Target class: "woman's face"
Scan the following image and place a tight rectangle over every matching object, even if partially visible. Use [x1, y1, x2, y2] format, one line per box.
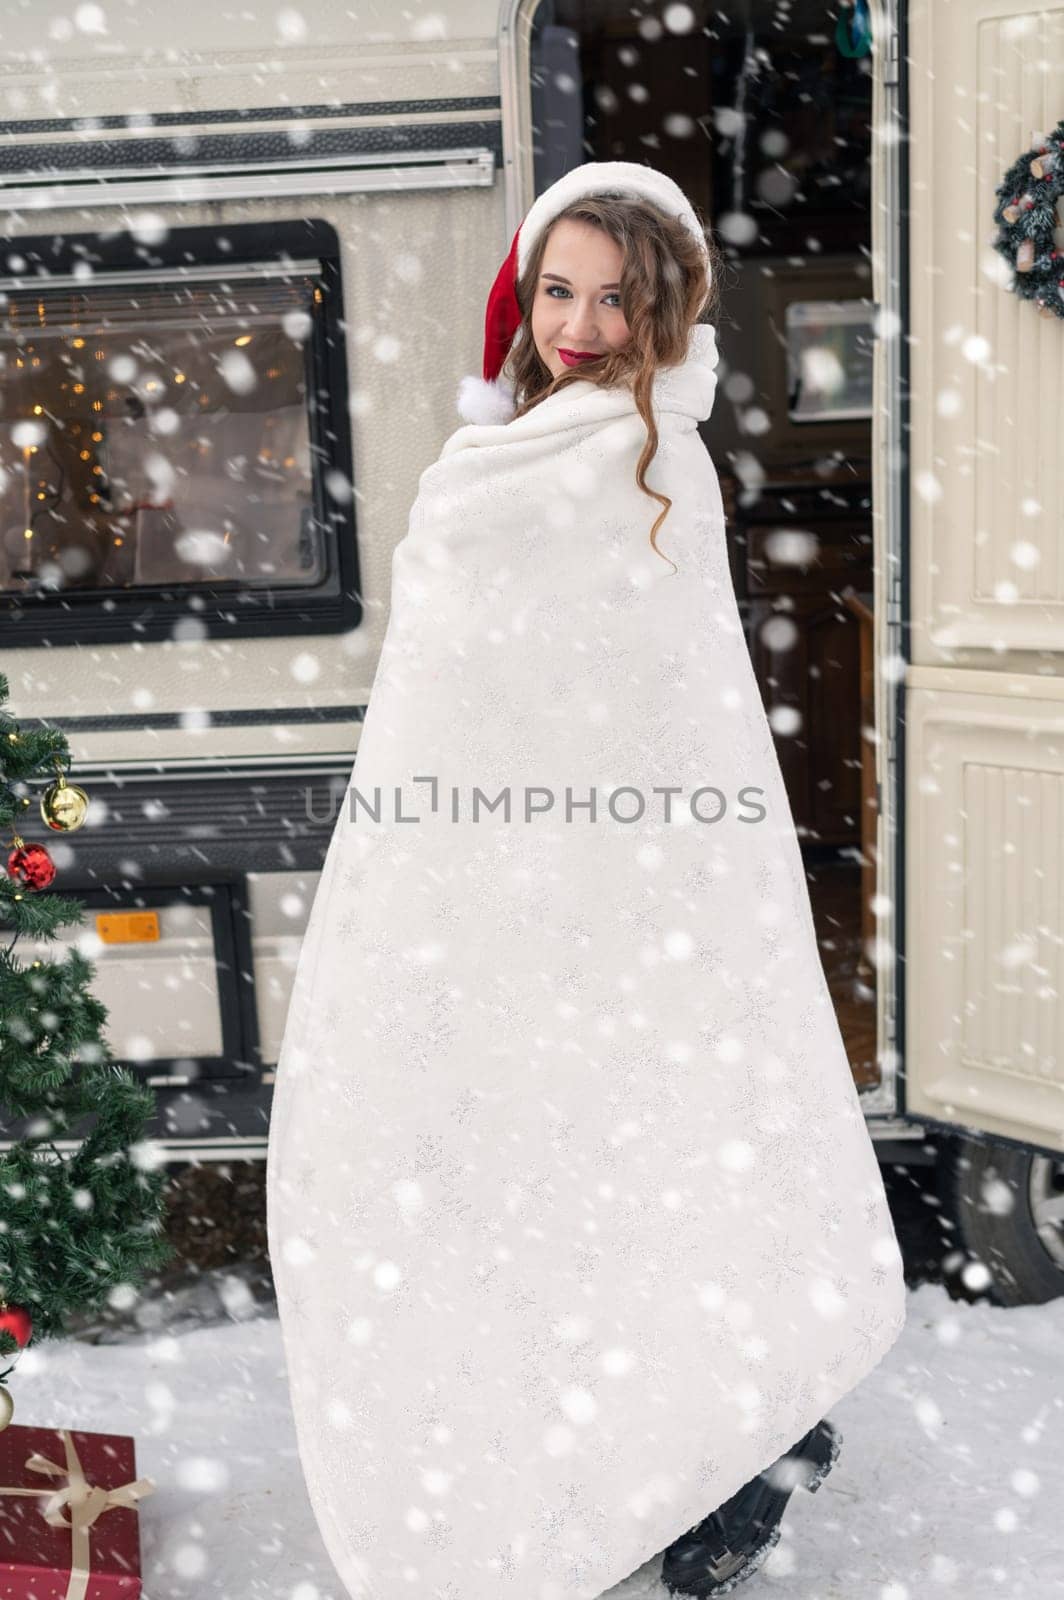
[530, 218, 632, 381]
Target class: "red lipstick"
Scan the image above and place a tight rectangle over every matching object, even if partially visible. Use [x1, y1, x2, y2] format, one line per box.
[557, 348, 603, 367]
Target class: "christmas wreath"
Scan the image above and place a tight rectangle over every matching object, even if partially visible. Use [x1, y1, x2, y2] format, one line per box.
[992, 117, 1064, 319]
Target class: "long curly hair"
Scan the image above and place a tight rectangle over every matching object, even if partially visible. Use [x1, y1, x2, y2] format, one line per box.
[504, 193, 722, 568]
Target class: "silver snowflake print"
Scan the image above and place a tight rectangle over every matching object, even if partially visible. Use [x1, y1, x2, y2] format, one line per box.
[448, 1086, 480, 1125]
[337, 1073, 366, 1113]
[290, 1156, 319, 1199]
[693, 937, 727, 975]
[425, 1515, 454, 1551]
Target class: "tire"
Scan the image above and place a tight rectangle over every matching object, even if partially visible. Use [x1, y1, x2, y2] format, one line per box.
[946, 1132, 1064, 1306]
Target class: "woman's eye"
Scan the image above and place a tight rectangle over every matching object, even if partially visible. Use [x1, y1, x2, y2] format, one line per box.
[545, 286, 623, 308]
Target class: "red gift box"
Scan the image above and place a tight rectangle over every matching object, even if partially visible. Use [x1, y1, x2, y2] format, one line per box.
[0, 1425, 154, 1599]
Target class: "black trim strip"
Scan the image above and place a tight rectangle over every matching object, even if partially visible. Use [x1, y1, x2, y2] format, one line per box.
[0, 121, 503, 179]
[0, 97, 502, 138]
[895, 1109, 1064, 1167]
[64, 759, 354, 780]
[19, 706, 367, 732]
[896, 1, 912, 1121]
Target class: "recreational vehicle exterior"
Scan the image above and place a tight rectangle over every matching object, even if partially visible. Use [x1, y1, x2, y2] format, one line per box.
[0, 0, 1061, 1306]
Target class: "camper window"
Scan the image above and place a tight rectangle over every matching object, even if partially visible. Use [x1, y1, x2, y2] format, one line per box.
[0, 218, 360, 645]
[0, 274, 323, 592]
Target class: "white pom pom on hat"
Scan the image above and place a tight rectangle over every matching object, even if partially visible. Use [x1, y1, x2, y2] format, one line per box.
[455, 160, 712, 425]
[455, 372, 519, 426]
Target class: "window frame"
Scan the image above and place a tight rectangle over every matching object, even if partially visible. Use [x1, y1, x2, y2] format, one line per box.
[0, 217, 361, 648]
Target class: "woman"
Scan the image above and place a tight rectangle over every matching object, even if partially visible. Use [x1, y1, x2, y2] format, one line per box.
[266, 161, 907, 1600]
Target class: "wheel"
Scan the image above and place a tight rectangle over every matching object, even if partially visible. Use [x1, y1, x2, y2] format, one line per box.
[946, 1132, 1064, 1305]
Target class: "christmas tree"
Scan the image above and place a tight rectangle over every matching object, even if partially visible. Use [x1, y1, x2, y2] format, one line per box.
[0, 670, 171, 1426]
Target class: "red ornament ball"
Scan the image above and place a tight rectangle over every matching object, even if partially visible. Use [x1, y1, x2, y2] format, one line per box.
[6, 843, 56, 890]
[0, 1305, 32, 1351]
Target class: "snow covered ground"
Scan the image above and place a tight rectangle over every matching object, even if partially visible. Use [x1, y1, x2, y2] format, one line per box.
[7, 1279, 1062, 1600]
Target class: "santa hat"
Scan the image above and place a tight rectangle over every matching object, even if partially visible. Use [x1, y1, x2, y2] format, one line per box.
[456, 160, 712, 426]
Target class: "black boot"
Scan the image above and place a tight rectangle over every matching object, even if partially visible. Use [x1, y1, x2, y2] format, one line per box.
[660, 1419, 843, 1598]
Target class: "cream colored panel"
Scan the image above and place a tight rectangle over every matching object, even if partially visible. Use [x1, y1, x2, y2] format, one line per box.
[909, 0, 1064, 662]
[19, 903, 225, 1063]
[906, 686, 1064, 1151]
[246, 870, 322, 1065]
[1, 180, 502, 733]
[0, 2, 500, 73]
[54, 724, 362, 769]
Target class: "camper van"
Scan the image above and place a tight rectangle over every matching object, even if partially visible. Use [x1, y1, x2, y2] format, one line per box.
[0, 0, 1061, 1308]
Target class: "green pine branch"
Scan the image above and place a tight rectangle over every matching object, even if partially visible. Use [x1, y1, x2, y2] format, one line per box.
[0, 672, 172, 1351]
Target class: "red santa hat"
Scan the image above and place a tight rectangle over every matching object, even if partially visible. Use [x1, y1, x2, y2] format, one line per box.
[456, 160, 712, 426]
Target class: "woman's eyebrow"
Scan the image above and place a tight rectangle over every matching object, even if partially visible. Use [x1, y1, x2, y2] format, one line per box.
[541, 272, 621, 289]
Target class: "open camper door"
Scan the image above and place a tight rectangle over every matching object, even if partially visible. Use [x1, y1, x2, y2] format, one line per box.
[900, 0, 1064, 1161]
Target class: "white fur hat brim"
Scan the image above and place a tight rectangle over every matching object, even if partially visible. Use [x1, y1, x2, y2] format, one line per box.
[515, 161, 711, 295]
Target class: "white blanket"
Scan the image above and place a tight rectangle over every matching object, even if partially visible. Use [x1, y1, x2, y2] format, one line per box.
[266, 322, 907, 1600]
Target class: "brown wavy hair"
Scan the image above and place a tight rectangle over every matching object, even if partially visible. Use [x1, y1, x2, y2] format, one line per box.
[505, 192, 722, 569]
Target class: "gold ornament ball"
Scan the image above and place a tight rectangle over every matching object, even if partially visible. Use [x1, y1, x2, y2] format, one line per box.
[40, 778, 89, 832]
[0, 1387, 13, 1431]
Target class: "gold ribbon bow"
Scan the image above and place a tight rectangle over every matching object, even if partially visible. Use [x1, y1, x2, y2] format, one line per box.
[1, 1426, 156, 1600]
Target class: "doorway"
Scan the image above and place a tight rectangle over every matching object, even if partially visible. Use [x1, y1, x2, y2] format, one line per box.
[528, 0, 882, 1086]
